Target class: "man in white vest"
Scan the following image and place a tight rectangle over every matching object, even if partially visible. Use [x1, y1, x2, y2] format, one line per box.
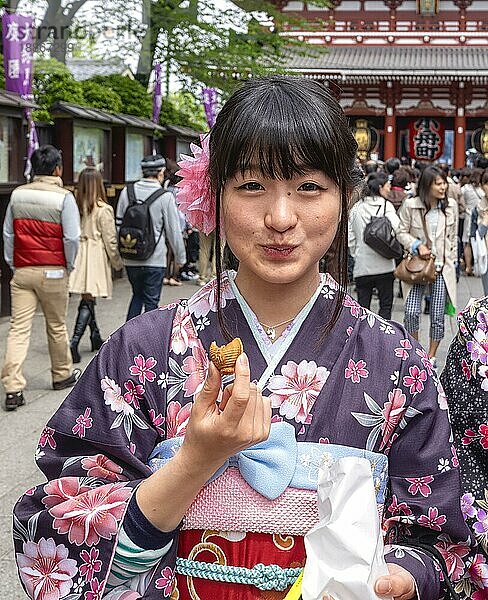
[2, 145, 81, 411]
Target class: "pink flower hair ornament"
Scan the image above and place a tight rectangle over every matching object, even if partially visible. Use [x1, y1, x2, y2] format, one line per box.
[176, 134, 216, 235]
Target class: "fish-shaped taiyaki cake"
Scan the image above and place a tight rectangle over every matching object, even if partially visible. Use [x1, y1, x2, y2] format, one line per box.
[209, 338, 244, 375]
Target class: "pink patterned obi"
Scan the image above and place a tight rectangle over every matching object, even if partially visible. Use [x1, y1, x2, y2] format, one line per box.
[182, 467, 319, 536]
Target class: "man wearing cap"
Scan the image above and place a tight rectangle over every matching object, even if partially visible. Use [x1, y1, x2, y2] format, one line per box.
[116, 154, 186, 321]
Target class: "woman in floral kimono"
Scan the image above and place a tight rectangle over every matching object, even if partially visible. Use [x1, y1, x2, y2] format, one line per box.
[441, 297, 488, 598]
[13, 76, 479, 600]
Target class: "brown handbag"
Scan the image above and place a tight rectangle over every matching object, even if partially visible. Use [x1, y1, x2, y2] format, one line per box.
[394, 253, 437, 284]
[394, 210, 439, 285]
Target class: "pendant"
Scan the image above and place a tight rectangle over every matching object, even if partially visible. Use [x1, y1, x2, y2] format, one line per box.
[266, 327, 276, 341]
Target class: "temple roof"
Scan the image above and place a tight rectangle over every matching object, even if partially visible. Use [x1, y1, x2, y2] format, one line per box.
[287, 46, 488, 81]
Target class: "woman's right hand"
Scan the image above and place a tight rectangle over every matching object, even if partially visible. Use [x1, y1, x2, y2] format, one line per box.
[418, 244, 431, 259]
[179, 353, 272, 477]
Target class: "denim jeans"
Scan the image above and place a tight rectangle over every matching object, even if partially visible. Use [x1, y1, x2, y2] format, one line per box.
[125, 266, 166, 321]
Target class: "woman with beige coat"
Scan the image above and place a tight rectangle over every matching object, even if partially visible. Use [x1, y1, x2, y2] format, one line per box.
[396, 165, 458, 367]
[69, 168, 123, 363]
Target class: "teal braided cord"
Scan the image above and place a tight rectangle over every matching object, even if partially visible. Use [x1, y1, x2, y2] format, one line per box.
[175, 557, 302, 591]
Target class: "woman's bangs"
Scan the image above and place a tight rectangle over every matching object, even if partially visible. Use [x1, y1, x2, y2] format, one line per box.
[222, 109, 342, 185]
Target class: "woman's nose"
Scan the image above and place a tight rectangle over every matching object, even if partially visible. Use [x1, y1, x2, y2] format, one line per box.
[265, 196, 298, 231]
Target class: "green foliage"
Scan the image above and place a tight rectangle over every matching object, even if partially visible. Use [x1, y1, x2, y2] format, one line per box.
[160, 91, 206, 132]
[79, 79, 123, 113]
[90, 75, 153, 118]
[134, 0, 331, 95]
[33, 59, 85, 123]
[30, 61, 152, 122]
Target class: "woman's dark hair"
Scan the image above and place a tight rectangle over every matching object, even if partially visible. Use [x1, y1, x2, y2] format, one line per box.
[481, 169, 488, 186]
[416, 165, 447, 211]
[76, 168, 106, 215]
[366, 172, 388, 197]
[208, 75, 362, 341]
[385, 157, 401, 175]
[469, 168, 483, 187]
[31, 144, 62, 176]
[459, 168, 471, 186]
[391, 168, 408, 189]
[164, 158, 181, 187]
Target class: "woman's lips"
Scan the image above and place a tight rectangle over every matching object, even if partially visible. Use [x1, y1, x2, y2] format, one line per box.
[262, 245, 297, 259]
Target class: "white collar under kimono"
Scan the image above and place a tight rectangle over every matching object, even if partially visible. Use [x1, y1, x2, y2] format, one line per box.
[227, 270, 327, 390]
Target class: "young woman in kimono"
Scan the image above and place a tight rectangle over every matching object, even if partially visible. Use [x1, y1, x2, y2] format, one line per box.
[13, 77, 479, 600]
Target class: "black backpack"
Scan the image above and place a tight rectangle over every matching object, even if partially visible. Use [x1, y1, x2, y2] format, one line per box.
[118, 183, 165, 260]
[363, 200, 403, 261]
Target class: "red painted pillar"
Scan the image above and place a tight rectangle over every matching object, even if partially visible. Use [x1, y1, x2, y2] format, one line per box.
[454, 109, 466, 169]
[384, 108, 397, 159]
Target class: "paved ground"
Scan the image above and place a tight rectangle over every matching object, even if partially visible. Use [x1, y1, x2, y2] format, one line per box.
[0, 271, 484, 598]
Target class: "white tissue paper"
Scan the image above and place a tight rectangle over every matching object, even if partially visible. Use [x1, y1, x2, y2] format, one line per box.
[301, 456, 392, 600]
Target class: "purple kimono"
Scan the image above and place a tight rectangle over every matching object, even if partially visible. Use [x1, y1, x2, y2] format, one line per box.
[13, 272, 478, 599]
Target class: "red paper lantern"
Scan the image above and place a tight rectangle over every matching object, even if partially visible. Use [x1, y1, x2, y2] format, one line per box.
[408, 117, 445, 161]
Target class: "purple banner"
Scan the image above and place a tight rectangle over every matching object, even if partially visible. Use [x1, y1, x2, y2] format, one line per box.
[3, 13, 37, 179]
[2, 13, 34, 96]
[202, 87, 218, 129]
[152, 63, 163, 124]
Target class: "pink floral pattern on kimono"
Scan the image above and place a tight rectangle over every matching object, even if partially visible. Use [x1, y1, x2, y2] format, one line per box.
[380, 388, 407, 449]
[81, 455, 127, 482]
[435, 534, 472, 582]
[155, 565, 175, 597]
[188, 274, 234, 319]
[101, 377, 132, 415]
[182, 341, 208, 398]
[129, 355, 157, 385]
[42, 478, 93, 510]
[79, 547, 102, 582]
[49, 483, 132, 546]
[268, 360, 330, 424]
[166, 401, 192, 439]
[16, 537, 78, 600]
[171, 305, 199, 355]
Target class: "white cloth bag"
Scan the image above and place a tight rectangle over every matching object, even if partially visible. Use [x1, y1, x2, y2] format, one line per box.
[471, 230, 488, 277]
[301, 456, 391, 600]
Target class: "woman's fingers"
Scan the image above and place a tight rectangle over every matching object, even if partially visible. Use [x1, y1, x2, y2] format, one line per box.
[219, 384, 233, 411]
[261, 390, 272, 439]
[222, 353, 252, 427]
[375, 564, 415, 599]
[194, 363, 221, 414]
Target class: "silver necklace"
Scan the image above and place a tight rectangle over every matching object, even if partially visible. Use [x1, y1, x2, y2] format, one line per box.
[259, 317, 295, 341]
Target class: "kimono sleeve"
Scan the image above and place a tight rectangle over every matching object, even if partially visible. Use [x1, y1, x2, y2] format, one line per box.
[12, 305, 178, 600]
[383, 349, 476, 600]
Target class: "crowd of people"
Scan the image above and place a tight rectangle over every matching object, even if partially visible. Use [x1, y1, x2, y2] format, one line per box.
[4, 76, 488, 600]
[348, 156, 488, 367]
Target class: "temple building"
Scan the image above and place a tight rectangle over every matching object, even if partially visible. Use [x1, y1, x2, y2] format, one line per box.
[276, 0, 488, 167]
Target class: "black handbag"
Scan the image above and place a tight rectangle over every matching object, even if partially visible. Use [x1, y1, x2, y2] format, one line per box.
[363, 200, 403, 260]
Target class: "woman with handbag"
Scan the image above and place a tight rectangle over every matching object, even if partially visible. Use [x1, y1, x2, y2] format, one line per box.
[396, 165, 458, 368]
[348, 172, 400, 319]
[69, 168, 123, 362]
[475, 169, 488, 294]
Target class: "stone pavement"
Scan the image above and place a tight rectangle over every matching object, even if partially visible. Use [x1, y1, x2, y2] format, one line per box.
[0, 271, 484, 598]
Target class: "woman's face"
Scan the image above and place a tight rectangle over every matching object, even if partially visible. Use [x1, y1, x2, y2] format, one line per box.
[430, 176, 448, 200]
[222, 170, 341, 287]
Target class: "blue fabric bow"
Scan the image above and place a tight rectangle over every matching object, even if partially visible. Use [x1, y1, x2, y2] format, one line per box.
[148, 422, 389, 503]
[148, 422, 298, 500]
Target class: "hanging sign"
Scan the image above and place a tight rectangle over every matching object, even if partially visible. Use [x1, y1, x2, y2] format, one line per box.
[202, 87, 218, 129]
[2, 12, 38, 179]
[408, 117, 445, 161]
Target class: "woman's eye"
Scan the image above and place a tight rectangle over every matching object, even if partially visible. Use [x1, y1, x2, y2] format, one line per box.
[237, 182, 264, 191]
[298, 182, 325, 192]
